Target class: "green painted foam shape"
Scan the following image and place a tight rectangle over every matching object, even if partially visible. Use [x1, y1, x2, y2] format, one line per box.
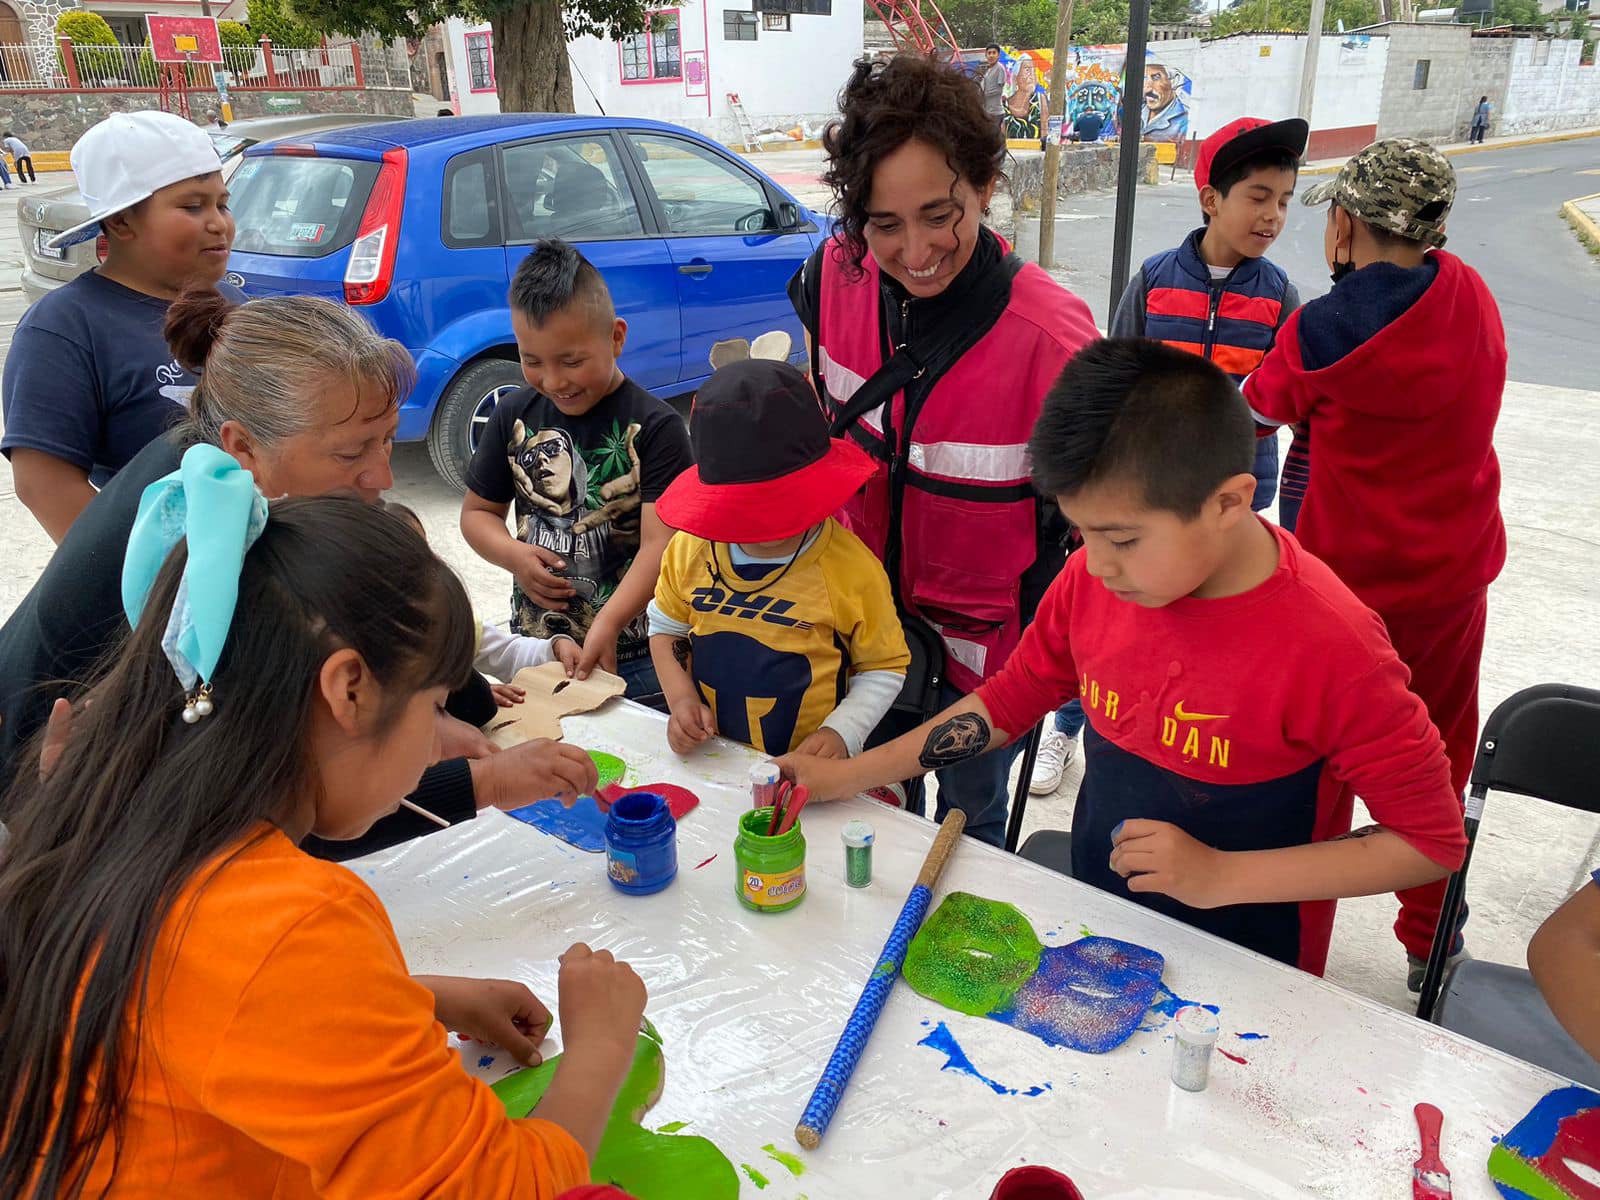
[1488, 1143, 1577, 1200]
[903, 891, 1044, 1016]
[492, 1020, 739, 1199]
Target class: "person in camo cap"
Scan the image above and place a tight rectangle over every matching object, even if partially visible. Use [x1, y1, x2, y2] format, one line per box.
[1242, 137, 1506, 995]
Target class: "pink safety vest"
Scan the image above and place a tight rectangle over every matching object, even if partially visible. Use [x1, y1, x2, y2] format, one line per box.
[814, 239, 1099, 692]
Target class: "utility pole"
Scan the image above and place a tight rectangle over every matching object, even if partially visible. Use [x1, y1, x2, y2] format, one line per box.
[1298, 0, 1328, 120]
[1036, 0, 1079, 268]
[1108, 0, 1152, 308]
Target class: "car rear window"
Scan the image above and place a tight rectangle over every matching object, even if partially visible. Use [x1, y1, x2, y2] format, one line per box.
[228, 155, 379, 258]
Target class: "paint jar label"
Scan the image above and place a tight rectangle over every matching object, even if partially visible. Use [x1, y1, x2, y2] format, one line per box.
[608, 850, 640, 887]
[742, 864, 806, 908]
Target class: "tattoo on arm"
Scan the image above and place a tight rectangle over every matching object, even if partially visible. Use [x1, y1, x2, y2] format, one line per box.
[671, 638, 692, 672]
[1331, 824, 1383, 842]
[919, 713, 993, 769]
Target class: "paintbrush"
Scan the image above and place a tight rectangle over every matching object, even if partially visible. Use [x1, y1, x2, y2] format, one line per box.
[399, 798, 452, 829]
[1413, 1103, 1452, 1198]
[796, 809, 966, 1149]
[775, 785, 810, 836]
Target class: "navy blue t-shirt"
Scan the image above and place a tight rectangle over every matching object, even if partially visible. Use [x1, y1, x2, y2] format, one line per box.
[1, 271, 245, 485]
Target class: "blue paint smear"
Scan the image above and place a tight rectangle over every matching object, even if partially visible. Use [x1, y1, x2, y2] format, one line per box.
[1237, 1032, 1269, 1041]
[1500, 1085, 1600, 1159]
[918, 1022, 1051, 1097]
[991, 938, 1166, 1055]
[1139, 983, 1220, 1032]
[507, 795, 606, 852]
[477, 1054, 495, 1068]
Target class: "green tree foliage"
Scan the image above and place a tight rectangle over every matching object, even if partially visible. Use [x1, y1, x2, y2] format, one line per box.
[246, 0, 322, 46]
[927, 0, 1186, 48]
[1208, 0, 1379, 35]
[219, 19, 258, 47]
[55, 11, 128, 83]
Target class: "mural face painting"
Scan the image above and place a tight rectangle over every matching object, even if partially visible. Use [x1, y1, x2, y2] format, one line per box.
[962, 44, 1192, 144]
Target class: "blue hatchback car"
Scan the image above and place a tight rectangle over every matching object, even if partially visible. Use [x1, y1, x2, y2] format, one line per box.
[224, 114, 830, 488]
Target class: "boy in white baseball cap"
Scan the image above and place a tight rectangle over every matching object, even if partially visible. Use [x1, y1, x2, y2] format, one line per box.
[2, 110, 241, 543]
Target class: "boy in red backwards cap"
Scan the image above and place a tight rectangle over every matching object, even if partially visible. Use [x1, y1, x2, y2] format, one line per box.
[649, 359, 909, 760]
[1244, 138, 1506, 991]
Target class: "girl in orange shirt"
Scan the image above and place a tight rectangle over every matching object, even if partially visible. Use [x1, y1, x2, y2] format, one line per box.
[0, 477, 646, 1199]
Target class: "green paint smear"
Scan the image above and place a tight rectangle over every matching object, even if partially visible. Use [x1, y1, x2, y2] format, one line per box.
[1078, 924, 1094, 939]
[742, 1164, 771, 1188]
[589, 750, 626, 790]
[762, 1143, 806, 1176]
[656, 1120, 691, 1133]
[904, 891, 1043, 1016]
[1487, 1143, 1572, 1200]
[493, 1020, 739, 1199]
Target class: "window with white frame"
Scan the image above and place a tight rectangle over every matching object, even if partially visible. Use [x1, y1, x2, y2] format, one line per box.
[465, 31, 494, 91]
[621, 10, 682, 82]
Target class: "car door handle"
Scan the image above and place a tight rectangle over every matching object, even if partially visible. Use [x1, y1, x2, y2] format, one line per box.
[678, 263, 713, 276]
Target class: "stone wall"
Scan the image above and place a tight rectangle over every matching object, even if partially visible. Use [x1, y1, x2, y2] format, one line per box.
[1008, 143, 1159, 211]
[0, 86, 415, 150]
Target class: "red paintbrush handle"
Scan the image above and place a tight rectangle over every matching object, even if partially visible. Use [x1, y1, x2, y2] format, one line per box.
[1415, 1102, 1445, 1169]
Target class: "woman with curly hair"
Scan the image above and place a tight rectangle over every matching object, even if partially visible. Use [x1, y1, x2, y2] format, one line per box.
[787, 51, 1098, 846]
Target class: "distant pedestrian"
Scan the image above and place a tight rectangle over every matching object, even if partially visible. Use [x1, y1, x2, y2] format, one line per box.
[0, 153, 12, 189]
[1072, 109, 1105, 143]
[1470, 95, 1490, 144]
[3, 131, 31, 182]
[980, 43, 1005, 123]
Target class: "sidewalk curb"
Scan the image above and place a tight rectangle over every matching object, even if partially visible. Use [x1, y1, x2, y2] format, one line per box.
[1300, 127, 1600, 175]
[1562, 192, 1600, 253]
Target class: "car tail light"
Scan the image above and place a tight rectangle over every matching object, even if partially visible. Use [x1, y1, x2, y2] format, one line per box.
[271, 143, 319, 157]
[344, 147, 406, 307]
[94, 235, 108, 264]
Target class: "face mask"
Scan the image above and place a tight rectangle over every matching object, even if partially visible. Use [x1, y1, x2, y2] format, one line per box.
[1330, 244, 1356, 285]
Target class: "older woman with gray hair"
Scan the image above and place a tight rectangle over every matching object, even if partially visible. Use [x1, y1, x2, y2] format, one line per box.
[0, 290, 597, 855]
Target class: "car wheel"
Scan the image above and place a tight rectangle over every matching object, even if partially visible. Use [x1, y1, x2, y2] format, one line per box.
[427, 358, 527, 492]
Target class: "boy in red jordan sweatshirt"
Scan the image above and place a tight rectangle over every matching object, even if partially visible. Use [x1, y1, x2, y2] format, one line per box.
[1243, 138, 1506, 991]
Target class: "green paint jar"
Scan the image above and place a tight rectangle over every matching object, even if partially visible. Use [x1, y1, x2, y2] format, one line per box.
[734, 808, 806, 913]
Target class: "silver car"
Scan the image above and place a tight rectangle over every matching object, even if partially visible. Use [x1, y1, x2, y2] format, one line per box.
[18, 112, 404, 302]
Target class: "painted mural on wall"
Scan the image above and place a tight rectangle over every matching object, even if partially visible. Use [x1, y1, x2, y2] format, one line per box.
[961, 44, 1192, 144]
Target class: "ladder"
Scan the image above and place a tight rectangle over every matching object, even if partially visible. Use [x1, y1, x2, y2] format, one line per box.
[727, 93, 759, 153]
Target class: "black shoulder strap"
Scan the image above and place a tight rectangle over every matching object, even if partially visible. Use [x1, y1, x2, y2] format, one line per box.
[828, 252, 1026, 439]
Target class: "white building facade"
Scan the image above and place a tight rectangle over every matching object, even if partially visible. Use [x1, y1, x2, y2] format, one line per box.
[437, 2, 862, 141]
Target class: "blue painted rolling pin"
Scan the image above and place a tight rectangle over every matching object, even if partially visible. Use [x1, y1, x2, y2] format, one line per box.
[795, 808, 967, 1149]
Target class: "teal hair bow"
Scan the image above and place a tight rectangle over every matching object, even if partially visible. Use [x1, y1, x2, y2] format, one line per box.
[121, 444, 270, 707]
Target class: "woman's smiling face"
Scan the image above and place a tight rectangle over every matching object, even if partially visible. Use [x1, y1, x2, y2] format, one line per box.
[861, 138, 995, 300]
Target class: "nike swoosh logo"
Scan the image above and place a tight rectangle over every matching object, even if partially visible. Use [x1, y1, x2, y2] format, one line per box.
[1173, 702, 1227, 722]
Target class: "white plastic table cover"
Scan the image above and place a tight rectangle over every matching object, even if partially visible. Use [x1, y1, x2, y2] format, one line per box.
[353, 699, 1565, 1199]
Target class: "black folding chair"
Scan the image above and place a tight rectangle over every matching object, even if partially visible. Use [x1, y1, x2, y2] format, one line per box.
[892, 613, 1041, 853]
[1415, 683, 1600, 1087]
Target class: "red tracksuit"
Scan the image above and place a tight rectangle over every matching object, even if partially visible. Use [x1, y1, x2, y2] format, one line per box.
[1245, 250, 1507, 960]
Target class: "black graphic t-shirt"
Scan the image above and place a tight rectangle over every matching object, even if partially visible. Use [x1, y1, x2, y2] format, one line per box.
[466, 378, 693, 661]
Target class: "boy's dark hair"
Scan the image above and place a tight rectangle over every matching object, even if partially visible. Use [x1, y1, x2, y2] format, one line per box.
[508, 239, 616, 330]
[986, 42, 1001, 51]
[1202, 147, 1301, 224]
[1030, 339, 1255, 518]
[822, 53, 1005, 276]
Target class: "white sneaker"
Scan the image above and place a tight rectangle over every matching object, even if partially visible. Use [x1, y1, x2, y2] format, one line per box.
[1029, 729, 1077, 795]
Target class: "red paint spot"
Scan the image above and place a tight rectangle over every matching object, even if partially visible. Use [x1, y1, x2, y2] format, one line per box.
[1217, 1049, 1248, 1065]
[1357, 1086, 1368, 1095]
[694, 854, 718, 870]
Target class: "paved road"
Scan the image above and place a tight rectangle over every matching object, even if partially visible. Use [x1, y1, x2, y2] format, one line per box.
[1041, 136, 1600, 390]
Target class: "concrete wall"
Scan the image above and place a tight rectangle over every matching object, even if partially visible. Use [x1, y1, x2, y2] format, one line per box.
[1463, 38, 1514, 141]
[442, 16, 500, 116]
[1375, 23, 1475, 142]
[1498, 37, 1600, 134]
[1193, 34, 1388, 159]
[567, 6, 862, 144]
[0, 86, 413, 149]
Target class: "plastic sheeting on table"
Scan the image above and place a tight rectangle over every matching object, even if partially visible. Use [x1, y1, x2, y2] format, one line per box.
[353, 700, 1566, 1199]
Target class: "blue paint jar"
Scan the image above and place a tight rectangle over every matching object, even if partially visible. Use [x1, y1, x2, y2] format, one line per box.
[604, 791, 677, 895]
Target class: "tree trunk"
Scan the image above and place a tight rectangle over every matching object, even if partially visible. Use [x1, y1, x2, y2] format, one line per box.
[492, 2, 575, 113]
